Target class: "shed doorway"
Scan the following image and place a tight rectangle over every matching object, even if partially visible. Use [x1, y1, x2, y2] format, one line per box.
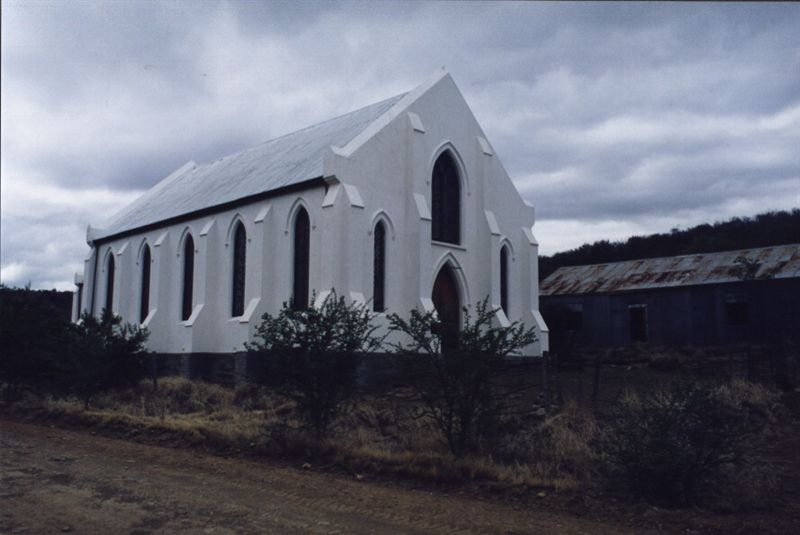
[629, 305, 648, 343]
[432, 264, 461, 353]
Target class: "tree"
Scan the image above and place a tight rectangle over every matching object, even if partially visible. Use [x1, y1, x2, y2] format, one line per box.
[0, 285, 69, 402]
[539, 209, 800, 280]
[729, 255, 762, 280]
[388, 298, 537, 457]
[65, 310, 150, 409]
[246, 291, 382, 439]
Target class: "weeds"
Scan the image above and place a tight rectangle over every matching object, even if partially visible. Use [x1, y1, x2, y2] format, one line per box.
[601, 381, 774, 507]
[4, 374, 788, 510]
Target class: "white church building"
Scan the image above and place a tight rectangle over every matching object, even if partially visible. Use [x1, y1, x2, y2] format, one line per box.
[73, 71, 549, 359]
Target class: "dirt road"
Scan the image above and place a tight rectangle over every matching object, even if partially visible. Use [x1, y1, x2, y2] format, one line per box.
[0, 420, 643, 534]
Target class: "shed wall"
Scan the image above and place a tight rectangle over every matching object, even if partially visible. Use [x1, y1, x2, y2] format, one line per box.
[541, 278, 799, 352]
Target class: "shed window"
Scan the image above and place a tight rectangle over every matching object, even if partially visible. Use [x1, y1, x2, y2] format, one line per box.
[292, 207, 310, 310]
[231, 222, 247, 317]
[566, 303, 583, 331]
[181, 234, 194, 321]
[105, 253, 115, 314]
[431, 151, 461, 244]
[726, 299, 748, 326]
[140, 245, 151, 323]
[373, 221, 386, 312]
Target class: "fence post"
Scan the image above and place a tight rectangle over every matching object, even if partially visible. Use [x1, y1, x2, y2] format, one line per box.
[553, 351, 563, 405]
[592, 350, 602, 406]
[149, 353, 158, 390]
[542, 350, 550, 412]
[775, 342, 790, 391]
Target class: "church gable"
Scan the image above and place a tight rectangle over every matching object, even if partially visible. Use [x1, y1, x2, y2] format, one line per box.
[322, 70, 530, 228]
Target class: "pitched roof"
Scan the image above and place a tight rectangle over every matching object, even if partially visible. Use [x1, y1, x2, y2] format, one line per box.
[540, 244, 800, 296]
[92, 92, 407, 241]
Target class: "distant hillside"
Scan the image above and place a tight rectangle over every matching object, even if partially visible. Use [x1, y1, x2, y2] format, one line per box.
[539, 209, 800, 281]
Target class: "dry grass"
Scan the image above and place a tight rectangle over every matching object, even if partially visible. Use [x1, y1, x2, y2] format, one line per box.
[490, 401, 600, 491]
[714, 379, 782, 417]
[6, 375, 790, 503]
[92, 376, 234, 415]
[15, 377, 591, 490]
[19, 378, 283, 453]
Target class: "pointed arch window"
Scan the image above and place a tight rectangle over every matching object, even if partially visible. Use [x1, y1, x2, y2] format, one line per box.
[140, 245, 151, 323]
[292, 207, 310, 310]
[231, 222, 247, 317]
[181, 234, 194, 321]
[373, 221, 386, 312]
[431, 151, 461, 245]
[105, 252, 115, 314]
[76, 283, 83, 318]
[500, 246, 509, 315]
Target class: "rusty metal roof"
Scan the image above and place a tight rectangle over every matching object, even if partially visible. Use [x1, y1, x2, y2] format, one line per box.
[540, 244, 800, 296]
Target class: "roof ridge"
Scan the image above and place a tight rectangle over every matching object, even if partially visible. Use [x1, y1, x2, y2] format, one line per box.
[248, 92, 407, 152]
[188, 92, 408, 172]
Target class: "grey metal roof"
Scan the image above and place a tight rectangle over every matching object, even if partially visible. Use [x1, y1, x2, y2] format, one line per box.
[540, 244, 800, 296]
[94, 92, 407, 241]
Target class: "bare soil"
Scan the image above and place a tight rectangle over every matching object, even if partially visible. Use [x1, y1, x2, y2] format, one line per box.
[1, 420, 638, 534]
[3, 380, 800, 534]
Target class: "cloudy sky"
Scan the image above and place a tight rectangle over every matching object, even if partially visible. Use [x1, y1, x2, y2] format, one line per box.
[2, 1, 799, 290]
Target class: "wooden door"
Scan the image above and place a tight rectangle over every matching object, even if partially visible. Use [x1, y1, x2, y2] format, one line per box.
[432, 265, 460, 353]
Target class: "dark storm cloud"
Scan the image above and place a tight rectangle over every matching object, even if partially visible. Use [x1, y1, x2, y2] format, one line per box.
[2, 0, 799, 288]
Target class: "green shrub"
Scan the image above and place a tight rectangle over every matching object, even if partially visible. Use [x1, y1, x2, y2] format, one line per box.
[602, 382, 769, 507]
[246, 291, 382, 439]
[388, 298, 537, 457]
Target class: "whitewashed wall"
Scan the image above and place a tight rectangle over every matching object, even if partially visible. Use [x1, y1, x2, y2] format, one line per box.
[323, 73, 549, 355]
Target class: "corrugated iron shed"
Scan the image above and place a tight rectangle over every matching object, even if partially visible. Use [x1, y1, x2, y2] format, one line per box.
[540, 244, 800, 296]
[93, 92, 407, 241]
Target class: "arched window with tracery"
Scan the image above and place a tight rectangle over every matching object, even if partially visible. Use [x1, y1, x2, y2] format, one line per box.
[181, 234, 194, 321]
[373, 221, 386, 312]
[140, 244, 151, 323]
[500, 246, 509, 315]
[105, 252, 115, 314]
[431, 151, 461, 245]
[231, 221, 247, 317]
[292, 207, 310, 310]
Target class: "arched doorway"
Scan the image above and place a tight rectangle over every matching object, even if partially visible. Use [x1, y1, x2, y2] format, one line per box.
[432, 264, 460, 353]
